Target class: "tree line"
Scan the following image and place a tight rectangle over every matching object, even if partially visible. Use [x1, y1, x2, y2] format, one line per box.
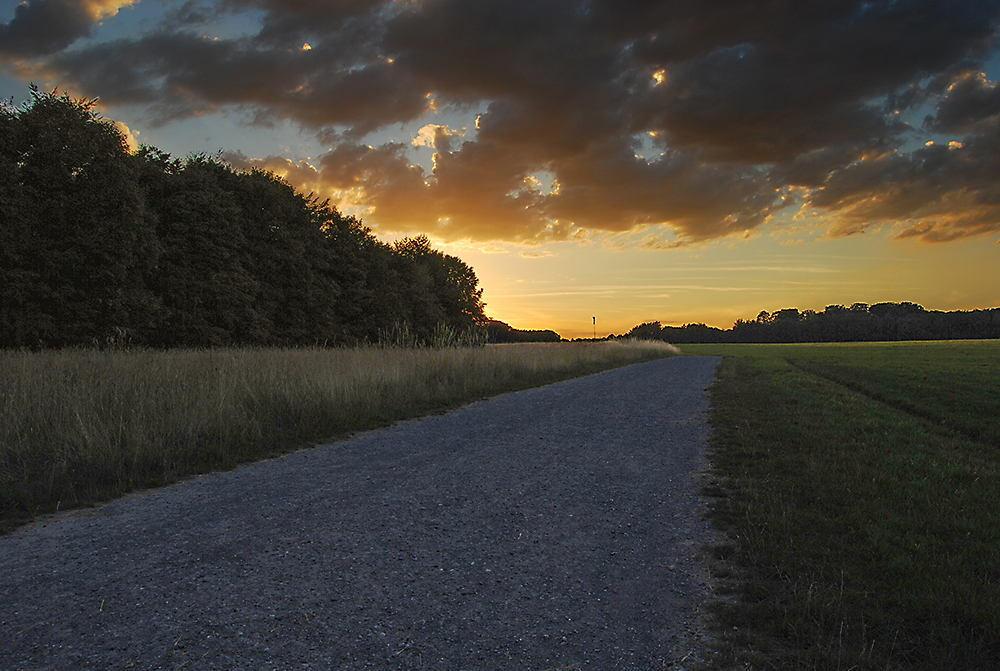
[0, 89, 487, 349]
[623, 302, 1000, 344]
[483, 319, 561, 344]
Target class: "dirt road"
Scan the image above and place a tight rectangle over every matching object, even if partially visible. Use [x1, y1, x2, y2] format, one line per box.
[1, 355, 721, 670]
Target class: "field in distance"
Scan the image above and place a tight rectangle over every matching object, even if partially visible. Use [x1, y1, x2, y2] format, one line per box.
[0, 340, 676, 534]
[681, 340, 1000, 670]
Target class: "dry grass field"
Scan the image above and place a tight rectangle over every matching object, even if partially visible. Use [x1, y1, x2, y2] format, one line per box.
[0, 340, 676, 533]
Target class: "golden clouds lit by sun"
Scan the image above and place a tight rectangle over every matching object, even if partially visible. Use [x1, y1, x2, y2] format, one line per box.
[411, 124, 463, 150]
[113, 120, 139, 153]
[84, 0, 136, 22]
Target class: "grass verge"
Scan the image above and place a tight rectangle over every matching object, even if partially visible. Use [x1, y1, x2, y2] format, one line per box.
[681, 341, 1000, 670]
[0, 340, 675, 534]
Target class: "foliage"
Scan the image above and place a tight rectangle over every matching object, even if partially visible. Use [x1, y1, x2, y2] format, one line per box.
[0, 90, 487, 349]
[625, 302, 1000, 344]
[484, 318, 562, 343]
[0, 87, 158, 347]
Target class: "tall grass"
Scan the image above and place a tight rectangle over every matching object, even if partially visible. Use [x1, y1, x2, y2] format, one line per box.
[0, 340, 676, 532]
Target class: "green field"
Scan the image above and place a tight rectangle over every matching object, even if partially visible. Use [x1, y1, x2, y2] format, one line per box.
[0, 341, 676, 534]
[681, 341, 1000, 670]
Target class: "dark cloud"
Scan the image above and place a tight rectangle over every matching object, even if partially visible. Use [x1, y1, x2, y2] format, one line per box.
[929, 69, 1000, 133]
[809, 124, 1000, 242]
[47, 29, 429, 130]
[542, 138, 780, 243]
[0, 0, 131, 57]
[9, 0, 1000, 244]
[223, 0, 391, 45]
[387, 0, 601, 100]
[632, 0, 998, 163]
[586, 0, 854, 65]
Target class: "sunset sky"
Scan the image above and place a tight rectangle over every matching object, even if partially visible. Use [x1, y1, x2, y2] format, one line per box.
[2, 0, 999, 338]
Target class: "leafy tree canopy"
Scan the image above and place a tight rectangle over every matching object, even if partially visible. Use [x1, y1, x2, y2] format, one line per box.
[0, 89, 488, 349]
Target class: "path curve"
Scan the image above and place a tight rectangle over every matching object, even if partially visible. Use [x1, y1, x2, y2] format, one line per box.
[1, 355, 721, 670]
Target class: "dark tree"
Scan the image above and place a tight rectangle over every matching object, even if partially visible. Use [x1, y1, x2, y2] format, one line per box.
[0, 88, 157, 348]
[228, 170, 341, 345]
[0, 99, 33, 345]
[485, 319, 562, 343]
[142, 155, 266, 346]
[393, 235, 486, 337]
[625, 321, 665, 340]
[317, 206, 390, 343]
[625, 302, 1000, 344]
[0, 89, 493, 350]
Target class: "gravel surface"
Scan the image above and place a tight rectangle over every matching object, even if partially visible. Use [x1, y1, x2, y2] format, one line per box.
[1, 355, 722, 670]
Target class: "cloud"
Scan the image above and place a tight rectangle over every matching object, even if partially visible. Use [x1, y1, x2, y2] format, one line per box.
[809, 127, 1000, 242]
[11, 0, 1000, 245]
[42, 30, 430, 132]
[0, 0, 135, 57]
[222, 150, 326, 197]
[411, 124, 463, 151]
[113, 119, 139, 153]
[232, 133, 780, 245]
[928, 69, 1000, 133]
[222, 0, 392, 45]
[628, 0, 1000, 164]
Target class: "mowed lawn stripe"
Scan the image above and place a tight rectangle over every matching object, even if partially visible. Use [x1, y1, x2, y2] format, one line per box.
[681, 342, 1000, 671]
[783, 341, 999, 448]
[787, 357, 1000, 448]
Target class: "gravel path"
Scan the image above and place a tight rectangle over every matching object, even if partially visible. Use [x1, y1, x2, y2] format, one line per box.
[1, 355, 722, 670]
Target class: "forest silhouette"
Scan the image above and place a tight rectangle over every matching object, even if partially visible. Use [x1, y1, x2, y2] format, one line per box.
[623, 302, 1000, 344]
[1, 89, 487, 349]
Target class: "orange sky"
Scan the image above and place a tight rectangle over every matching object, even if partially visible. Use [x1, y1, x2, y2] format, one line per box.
[2, 0, 999, 338]
[438, 224, 1000, 338]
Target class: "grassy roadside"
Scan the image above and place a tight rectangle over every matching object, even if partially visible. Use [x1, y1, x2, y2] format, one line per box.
[0, 340, 676, 534]
[681, 341, 1000, 670]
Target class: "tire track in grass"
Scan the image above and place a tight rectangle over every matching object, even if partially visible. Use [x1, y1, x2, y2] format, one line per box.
[785, 358, 999, 449]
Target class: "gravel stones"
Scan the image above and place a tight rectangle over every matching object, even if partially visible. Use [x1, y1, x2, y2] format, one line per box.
[1, 355, 721, 670]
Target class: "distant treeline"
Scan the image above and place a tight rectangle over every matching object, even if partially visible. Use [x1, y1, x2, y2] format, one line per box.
[484, 319, 562, 344]
[624, 302, 1000, 344]
[1, 89, 486, 349]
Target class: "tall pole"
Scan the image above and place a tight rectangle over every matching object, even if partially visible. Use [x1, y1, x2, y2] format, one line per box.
[593, 316, 596, 339]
